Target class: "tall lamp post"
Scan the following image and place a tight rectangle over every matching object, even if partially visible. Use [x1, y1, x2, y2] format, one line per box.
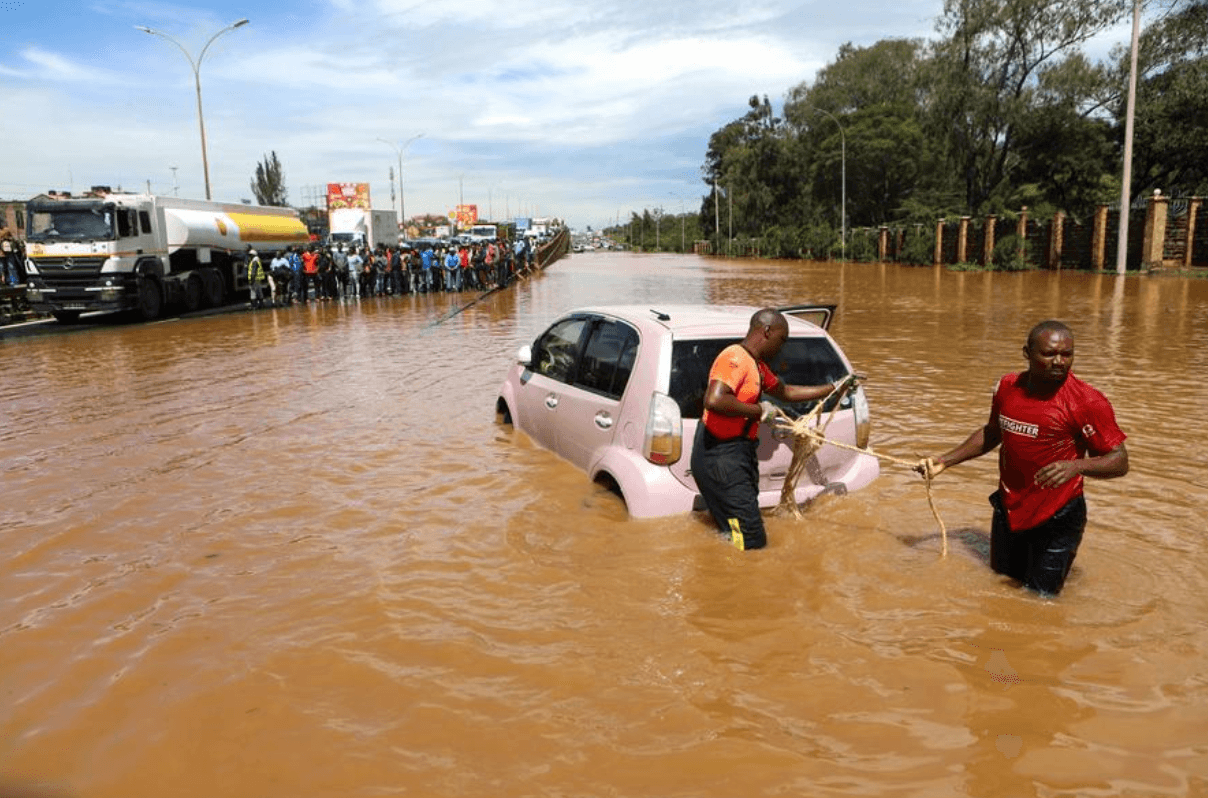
[1116, 0, 1143, 275]
[669, 193, 686, 252]
[136, 18, 249, 200]
[377, 133, 423, 231]
[811, 106, 846, 261]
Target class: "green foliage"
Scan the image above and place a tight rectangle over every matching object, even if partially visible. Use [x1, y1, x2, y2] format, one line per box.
[250, 151, 288, 207]
[617, 0, 1208, 263]
[900, 226, 936, 265]
[847, 230, 878, 262]
[990, 233, 1034, 271]
[926, 0, 1129, 215]
[800, 221, 841, 261]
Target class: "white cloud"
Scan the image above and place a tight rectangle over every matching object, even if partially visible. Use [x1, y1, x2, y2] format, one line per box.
[5, 46, 123, 83]
[0, 0, 952, 227]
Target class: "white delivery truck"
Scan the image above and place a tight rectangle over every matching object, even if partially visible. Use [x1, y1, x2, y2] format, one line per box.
[327, 208, 398, 249]
[23, 193, 309, 322]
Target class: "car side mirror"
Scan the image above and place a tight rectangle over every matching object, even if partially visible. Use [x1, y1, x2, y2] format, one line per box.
[517, 345, 532, 366]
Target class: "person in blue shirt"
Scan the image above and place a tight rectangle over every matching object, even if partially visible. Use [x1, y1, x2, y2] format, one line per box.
[444, 247, 461, 291]
[287, 246, 303, 304]
[420, 246, 435, 293]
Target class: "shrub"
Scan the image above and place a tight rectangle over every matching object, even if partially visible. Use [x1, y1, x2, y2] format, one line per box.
[991, 233, 1033, 271]
[847, 230, 877, 262]
[900, 228, 935, 265]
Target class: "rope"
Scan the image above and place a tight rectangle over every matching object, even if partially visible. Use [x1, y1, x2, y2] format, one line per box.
[771, 380, 948, 557]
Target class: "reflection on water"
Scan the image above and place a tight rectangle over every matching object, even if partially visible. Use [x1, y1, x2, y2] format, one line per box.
[3, 255, 1207, 797]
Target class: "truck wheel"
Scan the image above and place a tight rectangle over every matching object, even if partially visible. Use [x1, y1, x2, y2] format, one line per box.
[51, 310, 81, 324]
[200, 269, 224, 307]
[183, 273, 203, 312]
[137, 278, 162, 321]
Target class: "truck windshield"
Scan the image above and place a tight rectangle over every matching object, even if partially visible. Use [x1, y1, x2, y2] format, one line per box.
[26, 203, 115, 242]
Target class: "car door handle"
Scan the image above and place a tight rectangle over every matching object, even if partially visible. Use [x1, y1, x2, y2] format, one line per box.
[544, 394, 559, 409]
[594, 412, 613, 429]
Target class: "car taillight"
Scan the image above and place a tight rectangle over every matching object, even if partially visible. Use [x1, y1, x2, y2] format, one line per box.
[643, 392, 682, 465]
[852, 385, 871, 449]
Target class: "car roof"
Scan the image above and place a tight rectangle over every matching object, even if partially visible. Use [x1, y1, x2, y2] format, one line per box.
[567, 304, 830, 337]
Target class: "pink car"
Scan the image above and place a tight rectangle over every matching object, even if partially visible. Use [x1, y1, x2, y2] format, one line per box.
[496, 304, 879, 518]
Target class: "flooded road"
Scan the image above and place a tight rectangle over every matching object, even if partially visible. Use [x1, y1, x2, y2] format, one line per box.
[3, 254, 1207, 797]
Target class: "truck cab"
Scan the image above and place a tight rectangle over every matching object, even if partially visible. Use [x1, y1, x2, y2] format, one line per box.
[24, 197, 167, 322]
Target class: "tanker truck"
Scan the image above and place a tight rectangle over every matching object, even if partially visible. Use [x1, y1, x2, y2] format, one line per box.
[23, 193, 310, 323]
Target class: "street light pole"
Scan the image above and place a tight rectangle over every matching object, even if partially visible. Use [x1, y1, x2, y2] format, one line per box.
[811, 106, 846, 261]
[377, 133, 422, 232]
[1116, 0, 1142, 275]
[136, 18, 249, 200]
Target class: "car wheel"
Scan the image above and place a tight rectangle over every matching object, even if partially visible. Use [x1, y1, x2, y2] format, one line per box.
[496, 399, 513, 426]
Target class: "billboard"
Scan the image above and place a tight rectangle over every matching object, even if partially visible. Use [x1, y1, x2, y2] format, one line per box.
[514, 217, 531, 231]
[326, 183, 371, 211]
[451, 204, 478, 231]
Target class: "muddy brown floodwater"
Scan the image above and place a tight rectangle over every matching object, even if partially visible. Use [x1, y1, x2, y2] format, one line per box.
[3, 253, 1207, 797]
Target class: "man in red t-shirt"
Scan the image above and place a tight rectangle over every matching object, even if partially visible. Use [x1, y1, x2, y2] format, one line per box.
[920, 320, 1129, 596]
[691, 308, 846, 551]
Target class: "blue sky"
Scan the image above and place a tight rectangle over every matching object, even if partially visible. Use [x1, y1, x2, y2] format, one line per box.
[0, 0, 1136, 230]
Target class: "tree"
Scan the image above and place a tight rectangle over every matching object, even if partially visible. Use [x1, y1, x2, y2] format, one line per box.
[250, 151, 288, 206]
[786, 39, 954, 227]
[1126, 1, 1208, 198]
[925, 0, 1130, 215]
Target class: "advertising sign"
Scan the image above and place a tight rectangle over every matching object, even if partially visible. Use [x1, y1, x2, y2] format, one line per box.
[452, 204, 478, 231]
[514, 217, 531, 231]
[326, 183, 371, 211]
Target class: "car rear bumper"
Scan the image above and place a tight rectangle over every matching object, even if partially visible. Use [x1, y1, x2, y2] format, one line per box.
[594, 447, 880, 520]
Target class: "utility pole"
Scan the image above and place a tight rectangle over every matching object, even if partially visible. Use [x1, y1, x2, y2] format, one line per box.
[1116, 0, 1143, 275]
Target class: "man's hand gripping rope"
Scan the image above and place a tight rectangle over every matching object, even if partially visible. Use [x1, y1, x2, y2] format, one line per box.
[769, 374, 949, 557]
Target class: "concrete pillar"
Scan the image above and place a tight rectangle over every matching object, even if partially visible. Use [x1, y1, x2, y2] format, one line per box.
[983, 215, 996, 265]
[1017, 206, 1028, 265]
[1092, 204, 1109, 270]
[934, 219, 945, 265]
[1141, 189, 1168, 269]
[957, 217, 970, 263]
[1049, 211, 1065, 270]
[878, 226, 889, 261]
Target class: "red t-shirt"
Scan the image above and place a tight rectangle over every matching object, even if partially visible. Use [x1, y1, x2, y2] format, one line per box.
[702, 344, 780, 440]
[302, 252, 319, 274]
[990, 371, 1126, 531]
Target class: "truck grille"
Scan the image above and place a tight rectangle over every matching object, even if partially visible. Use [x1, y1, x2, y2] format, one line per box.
[32, 257, 107, 288]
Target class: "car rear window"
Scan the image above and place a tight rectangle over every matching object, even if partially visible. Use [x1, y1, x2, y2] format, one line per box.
[669, 337, 849, 419]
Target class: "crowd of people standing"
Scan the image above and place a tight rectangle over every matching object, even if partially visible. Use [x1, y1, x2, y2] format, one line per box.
[248, 237, 539, 308]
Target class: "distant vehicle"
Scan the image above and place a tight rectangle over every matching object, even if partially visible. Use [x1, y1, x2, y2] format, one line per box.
[402, 237, 446, 252]
[328, 208, 397, 249]
[466, 224, 497, 243]
[24, 193, 308, 322]
[495, 304, 877, 518]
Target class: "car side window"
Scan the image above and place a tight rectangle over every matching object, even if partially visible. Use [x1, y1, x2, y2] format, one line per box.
[532, 318, 587, 383]
[574, 320, 639, 399]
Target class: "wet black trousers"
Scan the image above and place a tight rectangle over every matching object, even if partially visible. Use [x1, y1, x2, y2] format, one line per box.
[691, 425, 766, 550]
[990, 491, 1087, 596]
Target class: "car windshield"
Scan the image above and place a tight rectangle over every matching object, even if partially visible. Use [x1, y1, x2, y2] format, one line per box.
[669, 337, 849, 419]
[26, 203, 115, 242]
